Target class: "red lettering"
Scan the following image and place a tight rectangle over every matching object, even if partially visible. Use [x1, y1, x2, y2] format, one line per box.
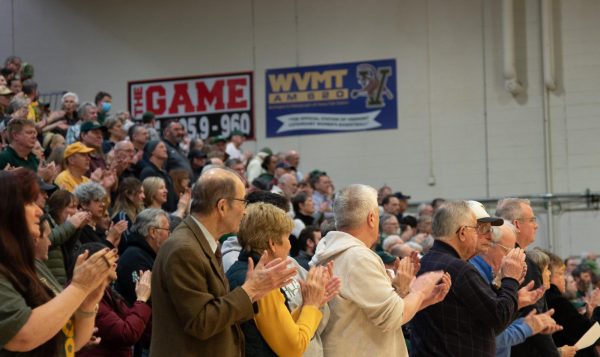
[168, 83, 194, 114]
[196, 80, 225, 112]
[133, 87, 144, 117]
[227, 78, 247, 109]
[146, 85, 166, 115]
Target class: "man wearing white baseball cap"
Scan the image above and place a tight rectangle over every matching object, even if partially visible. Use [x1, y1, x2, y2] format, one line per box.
[466, 200, 504, 255]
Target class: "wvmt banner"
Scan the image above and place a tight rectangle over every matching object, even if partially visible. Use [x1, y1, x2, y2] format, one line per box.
[265, 59, 397, 137]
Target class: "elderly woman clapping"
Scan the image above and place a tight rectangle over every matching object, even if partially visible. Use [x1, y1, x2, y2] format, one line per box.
[227, 202, 340, 357]
[0, 168, 117, 355]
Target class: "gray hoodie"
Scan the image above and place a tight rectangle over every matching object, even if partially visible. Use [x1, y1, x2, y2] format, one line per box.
[310, 230, 408, 357]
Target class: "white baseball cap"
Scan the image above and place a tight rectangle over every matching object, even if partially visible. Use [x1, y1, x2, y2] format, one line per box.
[466, 200, 503, 226]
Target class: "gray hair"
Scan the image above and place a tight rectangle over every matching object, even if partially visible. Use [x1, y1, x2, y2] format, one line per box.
[77, 101, 97, 119]
[431, 200, 473, 238]
[417, 203, 433, 216]
[491, 219, 516, 243]
[526, 249, 550, 272]
[277, 173, 295, 186]
[495, 198, 531, 221]
[62, 92, 79, 104]
[74, 182, 106, 205]
[131, 208, 169, 237]
[379, 213, 396, 230]
[7, 97, 28, 113]
[333, 184, 378, 230]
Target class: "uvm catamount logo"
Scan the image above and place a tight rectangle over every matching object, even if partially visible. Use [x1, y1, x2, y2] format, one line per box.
[351, 63, 394, 108]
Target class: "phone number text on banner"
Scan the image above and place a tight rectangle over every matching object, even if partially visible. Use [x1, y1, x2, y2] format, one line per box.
[128, 72, 254, 139]
[265, 59, 397, 137]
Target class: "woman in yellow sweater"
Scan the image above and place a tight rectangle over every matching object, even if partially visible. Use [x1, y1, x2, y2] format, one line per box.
[228, 202, 338, 357]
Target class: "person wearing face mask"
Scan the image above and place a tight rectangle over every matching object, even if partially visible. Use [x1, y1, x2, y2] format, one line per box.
[94, 91, 112, 125]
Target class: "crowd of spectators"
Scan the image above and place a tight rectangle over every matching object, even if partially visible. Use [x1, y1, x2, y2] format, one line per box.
[1, 55, 600, 357]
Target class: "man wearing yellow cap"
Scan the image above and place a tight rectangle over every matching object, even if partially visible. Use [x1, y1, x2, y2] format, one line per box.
[54, 142, 95, 192]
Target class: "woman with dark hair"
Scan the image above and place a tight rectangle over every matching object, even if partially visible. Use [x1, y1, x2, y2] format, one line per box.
[111, 178, 145, 253]
[0, 168, 117, 356]
[168, 168, 191, 198]
[255, 154, 277, 190]
[46, 189, 91, 285]
[72, 243, 152, 357]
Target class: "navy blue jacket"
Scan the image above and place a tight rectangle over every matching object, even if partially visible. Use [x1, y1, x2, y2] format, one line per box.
[410, 240, 520, 357]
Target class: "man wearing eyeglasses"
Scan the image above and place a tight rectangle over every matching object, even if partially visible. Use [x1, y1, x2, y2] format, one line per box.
[470, 220, 560, 357]
[150, 167, 298, 356]
[410, 200, 527, 356]
[496, 198, 563, 357]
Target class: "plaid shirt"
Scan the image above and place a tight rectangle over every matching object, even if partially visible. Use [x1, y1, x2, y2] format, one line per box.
[410, 240, 520, 357]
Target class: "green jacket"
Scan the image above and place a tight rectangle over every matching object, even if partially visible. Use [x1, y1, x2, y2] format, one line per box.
[44, 217, 80, 286]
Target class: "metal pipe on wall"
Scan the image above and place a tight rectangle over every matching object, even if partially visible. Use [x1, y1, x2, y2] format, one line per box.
[541, 0, 556, 91]
[540, 0, 557, 250]
[502, 0, 523, 95]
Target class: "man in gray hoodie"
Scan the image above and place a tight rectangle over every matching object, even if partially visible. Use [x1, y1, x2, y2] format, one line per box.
[311, 184, 450, 357]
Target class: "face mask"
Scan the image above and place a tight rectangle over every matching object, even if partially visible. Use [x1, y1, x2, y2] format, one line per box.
[101, 102, 112, 113]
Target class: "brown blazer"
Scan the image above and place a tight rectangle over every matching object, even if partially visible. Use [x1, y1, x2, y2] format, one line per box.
[150, 216, 254, 356]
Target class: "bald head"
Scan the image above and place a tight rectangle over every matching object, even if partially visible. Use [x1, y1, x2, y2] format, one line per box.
[285, 150, 300, 167]
[114, 140, 134, 152]
[191, 168, 243, 215]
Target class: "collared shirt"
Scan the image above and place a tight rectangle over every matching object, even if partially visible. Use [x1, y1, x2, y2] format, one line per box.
[312, 190, 333, 219]
[190, 215, 218, 255]
[410, 240, 520, 357]
[0, 145, 39, 172]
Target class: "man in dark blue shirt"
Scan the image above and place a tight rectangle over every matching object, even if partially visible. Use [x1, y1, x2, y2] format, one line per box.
[411, 200, 526, 357]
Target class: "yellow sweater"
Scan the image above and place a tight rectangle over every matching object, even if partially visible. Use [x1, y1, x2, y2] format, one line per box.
[255, 289, 322, 357]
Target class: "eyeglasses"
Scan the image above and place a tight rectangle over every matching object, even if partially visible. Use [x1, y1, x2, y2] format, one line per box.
[517, 216, 537, 223]
[456, 225, 491, 235]
[477, 225, 492, 235]
[493, 242, 513, 253]
[456, 225, 478, 234]
[152, 226, 170, 231]
[217, 197, 248, 207]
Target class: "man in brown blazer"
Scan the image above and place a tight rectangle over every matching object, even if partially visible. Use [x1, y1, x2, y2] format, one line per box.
[150, 167, 297, 356]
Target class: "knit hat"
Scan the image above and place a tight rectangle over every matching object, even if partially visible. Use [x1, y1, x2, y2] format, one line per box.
[143, 140, 161, 160]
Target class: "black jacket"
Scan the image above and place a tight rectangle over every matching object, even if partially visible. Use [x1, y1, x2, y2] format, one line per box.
[511, 253, 560, 357]
[164, 140, 192, 176]
[114, 232, 157, 305]
[546, 284, 600, 357]
[227, 250, 278, 357]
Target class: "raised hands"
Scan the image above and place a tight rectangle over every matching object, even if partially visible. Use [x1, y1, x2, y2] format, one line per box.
[321, 261, 341, 306]
[517, 280, 545, 309]
[67, 211, 92, 229]
[407, 271, 451, 310]
[242, 252, 297, 302]
[392, 256, 416, 297]
[499, 248, 527, 282]
[135, 270, 152, 303]
[523, 308, 562, 335]
[106, 220, 128, 247]
[71, 248, 118, 294]
[299, 266, 328, 308]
